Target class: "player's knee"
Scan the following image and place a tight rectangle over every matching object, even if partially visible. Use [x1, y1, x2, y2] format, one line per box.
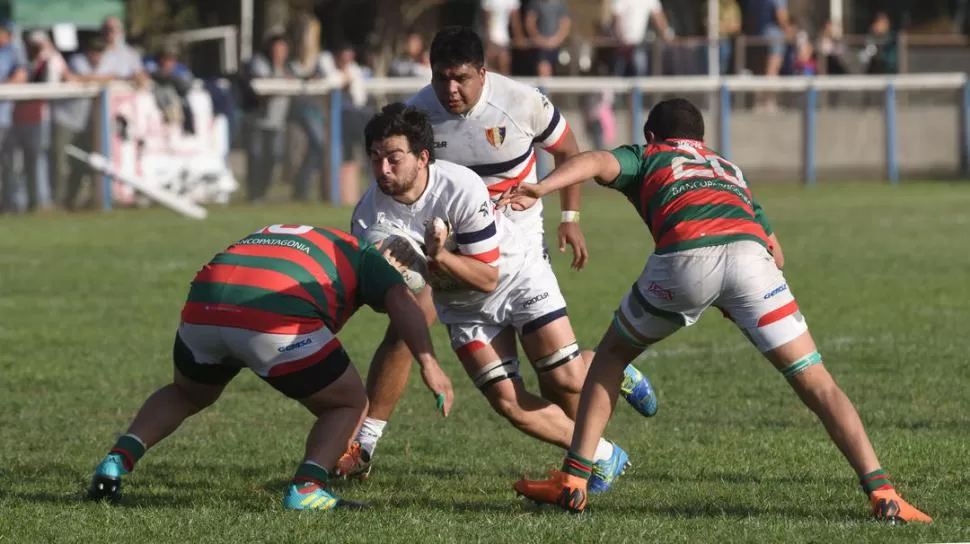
[533, 342, 583, 393]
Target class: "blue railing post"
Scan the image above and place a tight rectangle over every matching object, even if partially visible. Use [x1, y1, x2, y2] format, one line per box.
[329, 88, 343, 205]
[631, 83, 645, 144]
[99, 86, 112, 211]
[885, 82, 899, 185]
[719, 84, 731, 159]
[803, 84, 817, 185]
[961, 79, 970, 178]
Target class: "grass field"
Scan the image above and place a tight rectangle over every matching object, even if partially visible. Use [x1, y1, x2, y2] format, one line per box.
[1, 183, 969, 543]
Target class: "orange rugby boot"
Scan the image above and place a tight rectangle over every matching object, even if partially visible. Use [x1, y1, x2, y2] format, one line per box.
[514, 470, 589, 513]
[870, 488, 933, 524]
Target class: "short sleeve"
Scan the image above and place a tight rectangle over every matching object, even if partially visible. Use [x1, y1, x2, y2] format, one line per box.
[529, 87, 570, 151]
[357, 245, 407, 310]
[606, 144, 647, 190]
[453, 182, 500, 264]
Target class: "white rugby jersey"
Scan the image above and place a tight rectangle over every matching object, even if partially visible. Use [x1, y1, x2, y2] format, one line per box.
[351, 160, 526, 311]
[406, 72, 570, 246]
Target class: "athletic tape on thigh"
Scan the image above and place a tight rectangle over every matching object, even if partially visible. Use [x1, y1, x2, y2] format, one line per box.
[780, 352, 822, 379]
[532, 342, 581, 373]
[473, 358, 520, 389]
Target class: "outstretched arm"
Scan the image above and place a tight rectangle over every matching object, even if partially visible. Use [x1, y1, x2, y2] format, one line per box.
[383, 284, 454, 416]
[500, 150, 623, 210]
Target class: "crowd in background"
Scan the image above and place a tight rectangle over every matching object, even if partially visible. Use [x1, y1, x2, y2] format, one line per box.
[0, 1, 911, 214]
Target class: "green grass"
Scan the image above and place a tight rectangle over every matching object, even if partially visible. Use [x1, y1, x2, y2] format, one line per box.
[1, 183, 969, 543]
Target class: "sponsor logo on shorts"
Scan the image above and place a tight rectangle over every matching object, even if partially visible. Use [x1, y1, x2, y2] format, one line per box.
[764, 284, 789, 299]
[647, 282, 673, 300]
[523, 292, 549, 307]
[278, 337, 313, 353]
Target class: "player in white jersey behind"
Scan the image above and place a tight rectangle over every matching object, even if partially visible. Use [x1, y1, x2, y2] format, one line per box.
[350, 103, 632, 491]
[337, 27, 660, 481]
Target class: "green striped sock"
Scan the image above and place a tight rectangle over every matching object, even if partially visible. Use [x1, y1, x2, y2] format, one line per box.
[293, 461, 330, 487]
[109, 434, 146, 472]
[860, 468, 894, 495]
[561, 451, 593, 480]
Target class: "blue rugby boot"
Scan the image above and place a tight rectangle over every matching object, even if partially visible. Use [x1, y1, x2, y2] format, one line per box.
[620, 365, 658, 417]
[588, 442, 631, 494]
[86, 453, 128, 504]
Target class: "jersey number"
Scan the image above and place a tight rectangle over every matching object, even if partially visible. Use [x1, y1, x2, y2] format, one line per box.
[671, 148, 747, 188]
[262, 224, 315, 235]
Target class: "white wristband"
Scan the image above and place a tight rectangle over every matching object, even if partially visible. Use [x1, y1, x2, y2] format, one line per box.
[561, 211, 580, 223]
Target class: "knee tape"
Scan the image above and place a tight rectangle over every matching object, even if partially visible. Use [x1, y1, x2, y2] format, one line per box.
[473, 358, 520, 390]
[780, 351, 822, 379]
[533, 342, 581, 373]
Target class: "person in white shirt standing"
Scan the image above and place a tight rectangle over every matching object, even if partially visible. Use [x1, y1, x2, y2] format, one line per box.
[349, 103, 634, 492]
[337, 27, 659, 485]
[611, 0, 674, 77]
[481, 0, 526, 75]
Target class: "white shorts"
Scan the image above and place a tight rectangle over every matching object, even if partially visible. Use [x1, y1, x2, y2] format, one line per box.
[438, 255, 567, 353]
[174, 321, 350, 398]
[613, 241, 808, 352]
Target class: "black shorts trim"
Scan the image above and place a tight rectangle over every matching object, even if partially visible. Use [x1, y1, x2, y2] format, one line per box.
[262, 343, 352, 399]
[173, 333, 241, 386]
[521, 307, 568, 336]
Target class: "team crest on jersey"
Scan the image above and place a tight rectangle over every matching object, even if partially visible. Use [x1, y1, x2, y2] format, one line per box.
[485, 126, 507, 148]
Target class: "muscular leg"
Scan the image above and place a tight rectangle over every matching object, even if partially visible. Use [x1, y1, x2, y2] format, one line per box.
[124, 369, 226, 448]
[519, 315, 587, 420]
[459, 331, 574, 447]
[297, 363, 369, 472]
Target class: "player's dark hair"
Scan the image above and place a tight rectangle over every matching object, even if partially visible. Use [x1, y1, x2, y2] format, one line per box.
[364, 102, 436, 162]
[429, 26, 485, 70]
[644, 98, 705, 142]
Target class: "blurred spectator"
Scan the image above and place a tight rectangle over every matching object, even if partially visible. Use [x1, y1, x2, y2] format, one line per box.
[791, 30, 817, 75]
[718, 0, 742, 74]
[316, 43, 370, 206]
[146, 42, 195, 134]
[611, 0, 674, 77]
[287, 14, 326, 202]
[525, 0, 571, 77]
[8, 31, 69, 213]
[481, 0, 525, 75]
[57, 37, 116, 211]
[100, 16, 148, 85]
[861, 12, 898, 75]
[742, 0, 793, 111]
[389, 31, 432, 79]
[819, 19, 850, 75]
[242, 31, 303, 203]
[0, 20, 27, 214]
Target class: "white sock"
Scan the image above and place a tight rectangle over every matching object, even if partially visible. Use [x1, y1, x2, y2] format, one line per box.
[356, 417, 387, 457]
[593, 438, 614, 462]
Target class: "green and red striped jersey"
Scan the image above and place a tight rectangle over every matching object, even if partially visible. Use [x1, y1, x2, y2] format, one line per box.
[605, 140, 773, 254]
[181, 224, 405, 334]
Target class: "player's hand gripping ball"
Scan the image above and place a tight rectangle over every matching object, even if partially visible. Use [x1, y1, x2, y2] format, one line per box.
[362, 222, 428, 293]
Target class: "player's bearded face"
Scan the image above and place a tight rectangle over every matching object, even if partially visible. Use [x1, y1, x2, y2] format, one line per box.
[431, 63, 486, 114]
[370, 136, 427, 198]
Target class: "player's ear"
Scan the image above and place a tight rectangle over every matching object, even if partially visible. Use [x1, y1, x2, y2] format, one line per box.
[644, 129, 656, 145]
[418, 148, 431, 166]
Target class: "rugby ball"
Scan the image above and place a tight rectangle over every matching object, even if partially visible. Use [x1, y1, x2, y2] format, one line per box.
[361, 222, 429, 293]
